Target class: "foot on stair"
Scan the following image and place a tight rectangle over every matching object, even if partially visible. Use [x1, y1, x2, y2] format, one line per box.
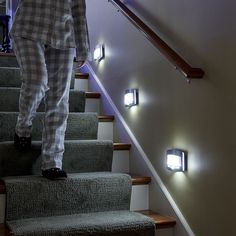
[42, 168, 67, 180]
[14, 133, 31, 152]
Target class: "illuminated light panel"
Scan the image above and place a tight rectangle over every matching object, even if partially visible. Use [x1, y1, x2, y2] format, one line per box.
[166, 149, 187, 172]
[93, 44, 104, 61]
[124, 89, 138, 108]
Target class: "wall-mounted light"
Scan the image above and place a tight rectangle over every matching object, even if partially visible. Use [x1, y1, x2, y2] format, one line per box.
[124, 89, 139, 108]
[166, 148, 187, 172]
[93, 44, 105, 61]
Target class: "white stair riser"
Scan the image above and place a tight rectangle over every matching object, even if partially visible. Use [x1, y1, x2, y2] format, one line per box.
[112, 150, 130, 173]
[85, 98, 100, 113]
[74, 79, 89, 92]
[0, 184, 149, 223]
[130, 185, 149, 211]
[98, 122, 113, 141]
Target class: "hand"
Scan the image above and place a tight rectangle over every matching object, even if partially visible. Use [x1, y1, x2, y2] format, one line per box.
[78, 60, 85, 68]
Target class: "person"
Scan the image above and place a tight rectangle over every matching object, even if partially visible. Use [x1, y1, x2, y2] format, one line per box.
[9, 0, 90, 179]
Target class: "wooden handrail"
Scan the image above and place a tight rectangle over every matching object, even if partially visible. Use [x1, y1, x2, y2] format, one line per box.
[109, 0, 204, 79]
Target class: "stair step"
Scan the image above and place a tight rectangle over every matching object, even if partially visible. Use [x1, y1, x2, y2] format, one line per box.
[138, 210, 176, 229]
[0, 112, 98, 142]
[0, 174, 150, 194]
[6, 211, 155, 236]
[0, 210, 176, 235]
[4, 173, 132, 222]
[0, 141, 130, 177]
[0, 112, 113, 142]
[0, 67, 75, 88]
[0, 88, 86, 112]
[0, 87, 101, 113]
[0, 175, 150, 222]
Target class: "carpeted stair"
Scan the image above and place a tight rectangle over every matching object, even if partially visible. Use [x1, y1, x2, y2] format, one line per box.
[0, 54, 156, 235]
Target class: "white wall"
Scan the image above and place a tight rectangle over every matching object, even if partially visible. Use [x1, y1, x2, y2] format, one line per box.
[86, 0, 236, 235]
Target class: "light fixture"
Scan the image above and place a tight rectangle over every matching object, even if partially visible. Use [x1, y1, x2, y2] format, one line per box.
[166, 149, 187, 172]
[124, 89, 139, 108]
[93, 44, 104, 61]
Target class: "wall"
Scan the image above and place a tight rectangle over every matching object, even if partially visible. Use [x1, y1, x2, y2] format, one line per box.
[86, 0, 236, 235]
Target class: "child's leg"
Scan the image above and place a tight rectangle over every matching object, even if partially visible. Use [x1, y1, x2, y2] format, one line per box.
[12, 37, 47, 137]
[41, 46, 74, 170]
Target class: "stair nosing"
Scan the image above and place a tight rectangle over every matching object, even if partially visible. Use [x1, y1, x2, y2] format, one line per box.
[113, 143, 131, 150]
[137, 210, 176, 229]
[98, 115, 114, 122]
[85, 92, 101, 99]
[74, 72, 89, 79]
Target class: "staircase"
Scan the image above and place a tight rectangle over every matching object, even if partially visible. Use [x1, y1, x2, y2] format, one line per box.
[0, 52, 176, 235]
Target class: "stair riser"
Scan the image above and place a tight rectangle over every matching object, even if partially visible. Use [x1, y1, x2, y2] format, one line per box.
[130, 185, 149, 211]
[74, 78, 89, 92]
[112, 150, 130, 173]
[98, 122, 113, 141]
[0, 184, 149, 223]
[85, 98, 100, 113]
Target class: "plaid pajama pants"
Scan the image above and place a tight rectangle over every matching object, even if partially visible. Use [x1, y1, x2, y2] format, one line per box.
[12, 36, 75, 170]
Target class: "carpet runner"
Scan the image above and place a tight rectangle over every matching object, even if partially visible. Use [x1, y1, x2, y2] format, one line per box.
[0, 55, 155, 235]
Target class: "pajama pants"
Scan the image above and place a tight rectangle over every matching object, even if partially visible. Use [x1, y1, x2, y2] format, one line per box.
[12, 36, 75, 170]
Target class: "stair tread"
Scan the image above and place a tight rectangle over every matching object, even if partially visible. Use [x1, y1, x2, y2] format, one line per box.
[0, 210, 175, 235]
[86, 92, 101, 98]
[98, 115, 114, 122]
[113, 143, 131, 150]
[0, 174, 150, 194]
[75, 72, 89, 79]
[130, 174, 151, 185]
[137, 210, 176, 229]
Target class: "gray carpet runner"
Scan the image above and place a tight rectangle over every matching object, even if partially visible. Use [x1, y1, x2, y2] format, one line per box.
[0, 112, 98, 142]
[7, 211, 155, 236]
[0, 54, 155, 235]
[0, 140, 113, 177]
[3, 173, 132, 221]
[0, 87, 86, 112]
[0, 67, 75, 89]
